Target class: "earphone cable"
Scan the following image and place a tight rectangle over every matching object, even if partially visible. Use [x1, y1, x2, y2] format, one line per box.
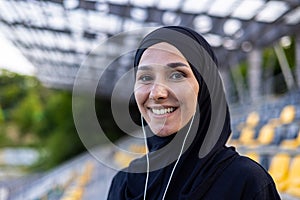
[161, 114, 195, 200]
[141, 115, 195, 200]
[141, 115, 150, 200]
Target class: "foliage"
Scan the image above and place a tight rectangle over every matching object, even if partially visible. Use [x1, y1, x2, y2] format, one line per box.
[0, 69, 87, 170]
[12, 92, 43, 134]
[35, 91, 86, 169]
[0, 70, 28, 111]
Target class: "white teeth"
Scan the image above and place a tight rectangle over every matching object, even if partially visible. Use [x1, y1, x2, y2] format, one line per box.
[152, 107, 175, 115]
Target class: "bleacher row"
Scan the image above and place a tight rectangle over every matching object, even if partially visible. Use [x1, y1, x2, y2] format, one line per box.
[4, 92, 299, 200]
[228, 91, 300, 199]
[2, 149, 116, 200]
[10, 91, 296, 200]
[229, 104, 300, 147]
[28, 162, 94, 200]
[59, 162, 94, 200]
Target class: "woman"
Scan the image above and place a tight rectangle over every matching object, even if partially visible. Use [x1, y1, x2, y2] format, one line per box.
[108, 26, 280, 200]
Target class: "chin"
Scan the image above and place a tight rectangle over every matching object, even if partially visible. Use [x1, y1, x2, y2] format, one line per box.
[150, 126, 178, 137]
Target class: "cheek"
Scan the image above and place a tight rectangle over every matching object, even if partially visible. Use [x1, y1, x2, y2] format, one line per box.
[176, 82, 199, 102]
[177, 83, 199, 112]
[189, 81, 199, 104]
[134, 85, 149, 108]
[190, 77, 200, 94]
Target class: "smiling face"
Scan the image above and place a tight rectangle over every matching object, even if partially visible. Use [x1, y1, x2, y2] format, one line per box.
[134, 42, 199, 137]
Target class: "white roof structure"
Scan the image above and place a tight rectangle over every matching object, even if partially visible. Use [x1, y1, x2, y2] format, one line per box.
[0, 0, 299, 95]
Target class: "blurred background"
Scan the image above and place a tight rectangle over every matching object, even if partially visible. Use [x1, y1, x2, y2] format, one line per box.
[0, 0, 299, 199]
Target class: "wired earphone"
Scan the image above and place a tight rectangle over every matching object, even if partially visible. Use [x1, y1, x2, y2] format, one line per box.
[141, 114, 195, 200]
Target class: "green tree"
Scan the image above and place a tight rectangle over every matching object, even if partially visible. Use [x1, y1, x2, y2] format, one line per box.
[36, 92, 85, 169]
[11, 92, 43, 135]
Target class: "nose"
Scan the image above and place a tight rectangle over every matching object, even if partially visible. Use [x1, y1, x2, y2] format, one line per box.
[149, 83, 168, 101]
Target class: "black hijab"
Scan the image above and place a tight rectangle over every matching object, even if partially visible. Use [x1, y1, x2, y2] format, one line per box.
[108, 26, 238, 200]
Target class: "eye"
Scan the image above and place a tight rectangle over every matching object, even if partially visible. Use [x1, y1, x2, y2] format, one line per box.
[169, 71, 186, 80]
[138, 75, 153, 82]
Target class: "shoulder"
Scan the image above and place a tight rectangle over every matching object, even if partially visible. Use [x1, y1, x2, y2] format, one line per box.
[230, 155, 266, 173]
[223, 155, 273, 188]
[111, 170, 127, 186]
[225, 155, 280, 199]
[107, 170, 128, 199]
[199, 151, 280, 199]
[229, 155, 271, 182]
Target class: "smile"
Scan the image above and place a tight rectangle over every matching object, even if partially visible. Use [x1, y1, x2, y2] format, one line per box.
[151, 107, 177, 115]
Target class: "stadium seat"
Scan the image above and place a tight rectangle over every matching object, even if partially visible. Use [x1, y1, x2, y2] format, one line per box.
[246, 111, 260, 128]
[280, 105, 296, 124]
[114, 151, 134, 168]
[284, 155, 300, 198]
[267, 105, 296, 129]
[238, 127, 256, 145]
[235, 111, 260, 131]
[256, 124, 276, 145]
[229, 111, 275, 147]
[129, 144, 147, 154]
[268, 153, 291, 192]
[114, 144, 146, 168]
[61, 162, 95, 200]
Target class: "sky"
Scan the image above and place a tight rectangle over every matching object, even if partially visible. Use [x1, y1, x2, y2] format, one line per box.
[0, 32, 36, 76]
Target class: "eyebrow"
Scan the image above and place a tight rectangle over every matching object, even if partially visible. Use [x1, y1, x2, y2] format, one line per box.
[137, 62, 188, 71]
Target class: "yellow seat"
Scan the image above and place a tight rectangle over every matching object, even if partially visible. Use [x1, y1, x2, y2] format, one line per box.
[239, 124, 275, 147]
[239, 127, 256, 145]
[280, 105, 296, 124]
[246, 112, 260, 128]
[280, 155, 300, 197]
[114, 144, 146, 168]
[114, 151, 134, 168]
[284, 155, 300, 197]
[268, 153, 291, 192]
[129, 144, 147, 154]
[235, 112, 260, 132]
[256, 124, 275, 145]
[229, 112, 260, 147]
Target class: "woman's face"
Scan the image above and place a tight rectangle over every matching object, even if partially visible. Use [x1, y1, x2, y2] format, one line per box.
[134, 42, 199, 136]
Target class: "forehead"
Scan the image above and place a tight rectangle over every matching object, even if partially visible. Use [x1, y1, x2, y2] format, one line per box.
[139, 42, 187, 65]
[147, 42, 183, 55]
